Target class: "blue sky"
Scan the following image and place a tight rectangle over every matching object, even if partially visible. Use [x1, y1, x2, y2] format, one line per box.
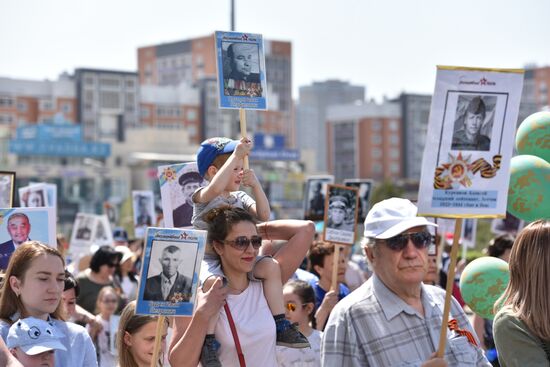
[1, 0, 549, 100]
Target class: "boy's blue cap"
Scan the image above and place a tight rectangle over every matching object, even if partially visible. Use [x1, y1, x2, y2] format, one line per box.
[7, 317, 66, 355]
[196, 137, 238, 177]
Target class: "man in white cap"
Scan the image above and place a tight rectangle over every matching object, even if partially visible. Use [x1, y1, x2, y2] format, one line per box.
[7, 317, 66, 367]
[321, 197, 490, 367]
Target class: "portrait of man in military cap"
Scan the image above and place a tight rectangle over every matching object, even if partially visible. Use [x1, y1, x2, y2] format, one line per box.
[451, 95, 495, 151]
[324, 185, 359, 245]
[172, 171, 204, 228]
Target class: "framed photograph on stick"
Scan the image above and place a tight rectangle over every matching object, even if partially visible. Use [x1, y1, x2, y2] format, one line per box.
[0, 171, 15, 208]
[0, 207, 56, 271]
[343, 179, 373, 223]
[158, 162, 206, 229]
[215, 30, 267, 110]
[136, 227, 206, 316]
[132, 190, 155, 238]
[416, 65, 524, 359]
[323, 184, 359, 246]
[303, 175, 334, 222]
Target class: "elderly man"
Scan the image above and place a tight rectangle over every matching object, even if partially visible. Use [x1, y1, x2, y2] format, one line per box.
[452, 97, 491, 151]
[0, 213, 31, 270]
[321, 198, 490, 366]
[143, 245, 192, 302]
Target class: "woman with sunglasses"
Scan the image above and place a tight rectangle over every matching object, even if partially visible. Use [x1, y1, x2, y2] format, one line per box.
[76, 245, 123, 314]
[277, 280, 322, 367]
[169, 206, 316, 367]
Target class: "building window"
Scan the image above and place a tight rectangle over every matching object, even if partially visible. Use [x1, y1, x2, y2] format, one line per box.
[61, 103, 72, 113]
[125, 79, 135, 88]
[100, 77, 121, 89]
[390, 134, 399, 145]
[371, 134, 382, 145]
[186, 109, 197, 121]
[390, 163, 400, 174]
[141, 107, 150, 118]
[0, 114, 14, 123]
[372, 163, 382, 174]
[389, 120, 399, 131]
[100, 91, 121, 109]
[372, 147, 382, 159]
[40, 99, 54, 111]
[17, 101, 27, 112]
[390, 149, 400, 159]
[372, 120, 382, 131]
[0, 96, 14, 108]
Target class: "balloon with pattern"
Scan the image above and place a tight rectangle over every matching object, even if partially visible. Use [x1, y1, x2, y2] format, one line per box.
[507, 155, 550, 222]
[515, 111, 550, 164]
[460, 256, 509, 320]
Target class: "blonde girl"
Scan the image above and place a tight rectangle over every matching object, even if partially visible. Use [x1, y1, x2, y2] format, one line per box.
[116, 301, 168, 367]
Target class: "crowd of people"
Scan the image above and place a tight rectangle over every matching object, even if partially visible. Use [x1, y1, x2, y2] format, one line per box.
[0, 136, 548, 367]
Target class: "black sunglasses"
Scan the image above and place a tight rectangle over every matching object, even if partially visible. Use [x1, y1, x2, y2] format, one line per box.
[221, 236, 262, 251]
[382, 231, 432, 252]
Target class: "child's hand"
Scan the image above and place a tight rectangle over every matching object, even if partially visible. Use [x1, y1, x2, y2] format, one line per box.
[242, 169, 260, 188]
[234, 137, 252, 159]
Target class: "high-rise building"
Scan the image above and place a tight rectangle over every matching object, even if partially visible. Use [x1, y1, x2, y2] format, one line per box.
[326, 101, 402, 182]
[395, 93, 432, 181]
[137, 35, 293, 144]
[296, 80, 365, 173]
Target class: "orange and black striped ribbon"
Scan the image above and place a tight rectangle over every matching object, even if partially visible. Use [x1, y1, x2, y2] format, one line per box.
[448, 318, 478, 347]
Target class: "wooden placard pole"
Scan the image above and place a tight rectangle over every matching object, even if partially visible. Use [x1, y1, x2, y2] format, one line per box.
[436, 218, 463, 358]
[331, 244, 344, 291]
[239, 108, 249, 170]
[150, 315, 166, 367]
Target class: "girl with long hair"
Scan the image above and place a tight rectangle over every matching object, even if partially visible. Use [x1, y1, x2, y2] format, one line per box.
[116, 301, 168, 367]
[493, 220, 550, 366]
[0, 241, 97, 366]
[89, 286, 119, 367]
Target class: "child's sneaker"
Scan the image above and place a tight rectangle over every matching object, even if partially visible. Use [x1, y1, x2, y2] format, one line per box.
[200, 334, 221, 367]
[275, 318, 310, 348]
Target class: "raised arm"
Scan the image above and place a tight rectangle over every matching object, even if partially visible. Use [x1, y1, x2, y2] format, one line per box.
[168, 277, 227, 367]
[242, 168, 270, 221]
[257, 220, 315, 282]
[194, 138, 251, 204]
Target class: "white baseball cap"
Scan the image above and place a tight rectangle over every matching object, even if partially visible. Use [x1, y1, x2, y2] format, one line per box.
[363, 198, 437, 239]
[7, 317, 66, 355]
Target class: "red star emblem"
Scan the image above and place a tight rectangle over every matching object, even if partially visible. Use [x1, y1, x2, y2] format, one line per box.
[480, 77, 487, 85]
[181, 232, 188, 239]
[242, 34, 249, 41]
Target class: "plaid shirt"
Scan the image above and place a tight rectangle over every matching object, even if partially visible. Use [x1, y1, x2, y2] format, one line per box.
[321, 275, 491, 367]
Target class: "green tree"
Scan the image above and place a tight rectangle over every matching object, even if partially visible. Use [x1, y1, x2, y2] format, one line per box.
[370, 180, 405, 206]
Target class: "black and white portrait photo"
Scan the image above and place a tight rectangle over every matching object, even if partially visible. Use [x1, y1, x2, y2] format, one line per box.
[304, 176, 334, 221]
[0, 172, 15, 208]
[451, 95, 496, 151]
[18, 184, 49, 208]
[222, 41, 263, 97]
[75, 214, 96, 241]
[132, 191, 155, 237]
[324, 184, 359, 245]
[343, 179, 373, 223]
[143, 241, 196, 303]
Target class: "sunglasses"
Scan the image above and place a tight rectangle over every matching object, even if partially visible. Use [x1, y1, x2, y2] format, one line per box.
[221, 236, 262, 251]
[107, 262, 119, 268]
[286, 302, 307, 312]
[382, 231, 433, 252]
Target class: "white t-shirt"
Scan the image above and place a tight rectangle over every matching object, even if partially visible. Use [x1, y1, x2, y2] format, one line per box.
[215, 281, 278, 367]
[276, 329, 322, 367]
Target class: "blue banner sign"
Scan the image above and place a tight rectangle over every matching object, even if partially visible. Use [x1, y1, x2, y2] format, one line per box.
[16, 125, 82, 141]
[9, 140, 110, 158]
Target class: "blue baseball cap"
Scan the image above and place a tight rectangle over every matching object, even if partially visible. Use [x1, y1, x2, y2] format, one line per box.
[196, 137, 239, 177]
[7, 317, 66, 355]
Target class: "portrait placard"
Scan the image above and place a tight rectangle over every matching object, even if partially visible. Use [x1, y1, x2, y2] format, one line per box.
[303, 175, 334, 222]
[0, 207, 56, 270]
[132, 190, 155, 238]
[323, 184, 359, 245]
[29, 182, 57, 209]
[158, 162, 206, 228]
[136, 227, 206, 316]
[343, 179, 373, 223]
[491, 211, 524, 235]
[0, 171, 15, 208]
[215, 30, 267, 110]
[69, 213, 98, 257]
[109, 315, 120, 356]
[18, 183, 50, 208]
[94, 214, 113, 247]
[417, 66, 524, 218]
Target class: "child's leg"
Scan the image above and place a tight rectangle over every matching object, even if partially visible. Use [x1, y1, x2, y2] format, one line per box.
[201, 276, 221, 334]
[253, 256, 285, 316]
[253, 257, 310, 348]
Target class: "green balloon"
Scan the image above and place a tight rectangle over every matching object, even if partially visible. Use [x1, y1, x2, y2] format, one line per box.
[507, 155, 550, 222]
[515, 111, 550, 163]
[460, 257, 509, 320]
